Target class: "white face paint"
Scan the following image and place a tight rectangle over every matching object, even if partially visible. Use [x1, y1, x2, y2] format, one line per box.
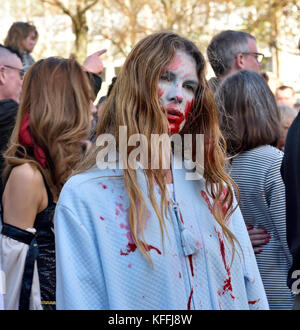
[158, 50, 199, 134]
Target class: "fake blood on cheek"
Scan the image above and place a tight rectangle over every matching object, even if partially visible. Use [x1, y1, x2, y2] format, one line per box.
[168, 99, 194, 134]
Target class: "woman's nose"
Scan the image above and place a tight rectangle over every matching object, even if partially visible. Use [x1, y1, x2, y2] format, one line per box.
[175, 95, 183, 103]
[168, 85, 183, 103]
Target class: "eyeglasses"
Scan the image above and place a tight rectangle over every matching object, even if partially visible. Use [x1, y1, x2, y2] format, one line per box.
[241, 52, 265, 64]
[2, 65, 25, 79]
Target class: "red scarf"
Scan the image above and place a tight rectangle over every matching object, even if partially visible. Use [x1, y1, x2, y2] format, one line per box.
[19, 112, 47, 168]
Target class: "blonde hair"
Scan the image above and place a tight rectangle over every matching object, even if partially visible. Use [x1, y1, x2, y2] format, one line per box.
[3, 57, 91, 198]
[4, 22, 38, 52]
[74, 32, 240, 263]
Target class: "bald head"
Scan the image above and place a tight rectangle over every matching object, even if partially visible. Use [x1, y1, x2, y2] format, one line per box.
[0, 45, 23, 103]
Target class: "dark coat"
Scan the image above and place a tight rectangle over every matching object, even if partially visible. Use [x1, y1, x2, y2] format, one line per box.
[281, 111, 300, 290]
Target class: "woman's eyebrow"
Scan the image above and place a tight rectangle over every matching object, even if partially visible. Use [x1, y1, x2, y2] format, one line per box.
[184, 79, 199, 86]
[164, 70, 176, 80]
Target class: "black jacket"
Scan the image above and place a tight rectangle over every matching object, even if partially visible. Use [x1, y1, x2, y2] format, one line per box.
[0, 99, 18, 195]
[281, 111, 300, 290]
[87, 73, 102, 101]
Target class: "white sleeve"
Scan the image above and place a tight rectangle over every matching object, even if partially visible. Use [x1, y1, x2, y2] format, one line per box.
[55, 203, 107, 310]
[0, 227, 42, 310]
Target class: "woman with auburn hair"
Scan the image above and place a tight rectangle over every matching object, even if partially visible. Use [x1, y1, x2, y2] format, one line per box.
[54, 32, 268, 310]
[0, 57, 91, 310]
[217, 70, 295, 309]
[4, 22, 38, 72]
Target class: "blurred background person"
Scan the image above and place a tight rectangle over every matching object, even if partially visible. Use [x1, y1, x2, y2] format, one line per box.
[260, 71, 269, 84]
[96, 96, 106, 119]
[4, 22, 38, 73]
[275, 85, 297, 109]
[207, 30, 263, 92]
[0, 57, 92, 310]
[0, 45, 23, 198]
[218, 70, 295, 310]
[277, 104, 298, 151]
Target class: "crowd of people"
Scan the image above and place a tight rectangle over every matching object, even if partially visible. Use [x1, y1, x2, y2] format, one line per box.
[0, 22, 299, 311]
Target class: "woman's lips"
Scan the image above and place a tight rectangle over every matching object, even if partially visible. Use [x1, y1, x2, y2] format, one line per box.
[167, 108, 184, 123]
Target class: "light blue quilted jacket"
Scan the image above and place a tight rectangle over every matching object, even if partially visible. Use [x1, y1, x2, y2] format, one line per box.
[54, 162, 269, 310]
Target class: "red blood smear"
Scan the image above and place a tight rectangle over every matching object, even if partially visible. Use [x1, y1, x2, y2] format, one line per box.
[248, 299, 261, 305]
[217, 230, 229, 274]
[120, 243, 137, 255]
[98, 182, 107, 189]
[120, 242, 161, 256]
[115, 202, 125, 212]
[215, 228, 235, 299]
[179, 210, 184, 224]
[158, 87, 164, 98]
[120, 223, 130, 230]
[223, 278, 232, 292]
[179, 272, 182, 279]
[167, 55, 183, 71]
[168, 100, 194, 135]
[168, 115, 184, 135]
[115, 209, 121, 216]
[184, 100, 194, 120]
[188, 255, 194, 277]
[218, 300, 222, 310]
[146, 244, 162, 255]
[201, 190, 213, 213]
[187, 288, 194, 310]
[99, 216, 105, 221]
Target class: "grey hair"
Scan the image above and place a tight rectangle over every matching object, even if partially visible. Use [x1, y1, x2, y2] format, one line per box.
[207, 30, 255, 78]
[0, 44, 22, 64]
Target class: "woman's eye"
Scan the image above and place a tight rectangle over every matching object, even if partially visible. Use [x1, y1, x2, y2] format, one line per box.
[160, 72, 171, 81]
[184, 84, 195, 93]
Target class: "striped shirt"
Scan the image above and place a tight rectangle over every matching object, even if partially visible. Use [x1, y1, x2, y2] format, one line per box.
[230, 145, 294, 310]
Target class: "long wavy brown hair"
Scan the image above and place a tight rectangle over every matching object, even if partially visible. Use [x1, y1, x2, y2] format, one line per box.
[75, 31, 240, 263]
[4, 22, 38, 52]
[3, 57, 91, 199]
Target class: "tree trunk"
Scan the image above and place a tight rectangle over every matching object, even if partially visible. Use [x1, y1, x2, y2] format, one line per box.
[72, 12, 88, 63]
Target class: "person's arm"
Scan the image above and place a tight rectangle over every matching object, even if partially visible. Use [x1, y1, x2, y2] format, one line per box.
[2, 163, 46, 229]
[82, 50, 107, 101]
[0, 163, 46, 310]
[55, 197, 108, 310]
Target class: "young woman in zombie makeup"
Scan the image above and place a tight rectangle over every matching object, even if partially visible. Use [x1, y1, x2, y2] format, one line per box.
[54, 32, 268, 310]
[4, 22, 39, 72]
[0, 57, 92, 310]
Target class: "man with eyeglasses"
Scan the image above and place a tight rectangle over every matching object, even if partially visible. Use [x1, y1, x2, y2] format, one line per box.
[207, 30, 264, 92]
[0, 44, 23, 198]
